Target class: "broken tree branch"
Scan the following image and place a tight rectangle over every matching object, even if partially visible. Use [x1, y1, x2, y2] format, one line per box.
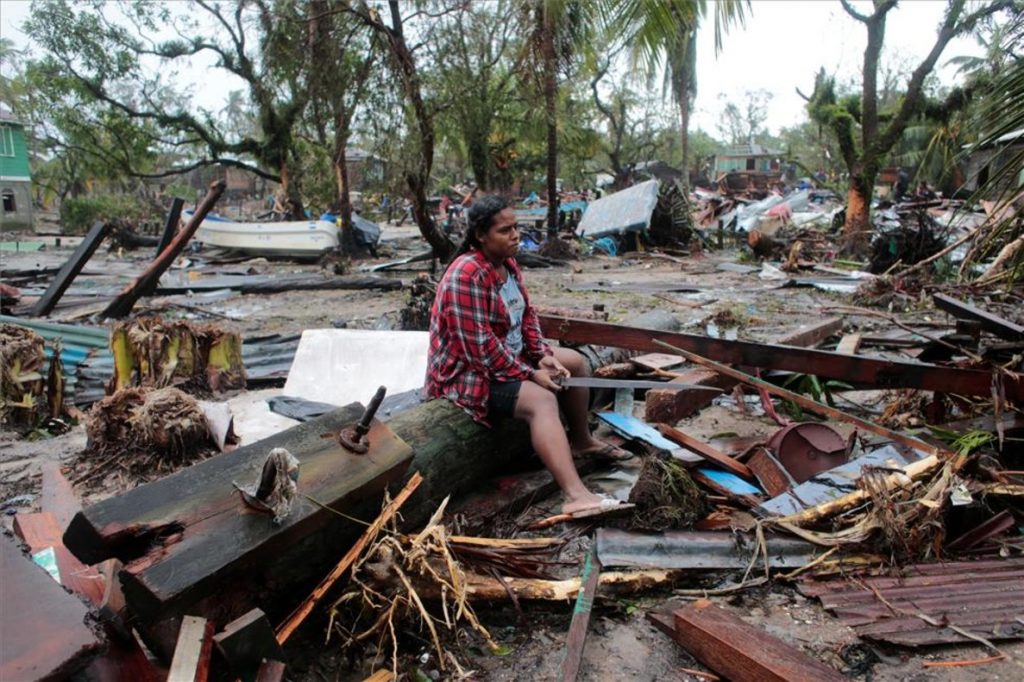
[275, 472, 423, 644]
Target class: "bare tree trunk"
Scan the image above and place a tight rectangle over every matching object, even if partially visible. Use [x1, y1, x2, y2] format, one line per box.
[334, 133, 357, 254]
[843, 173, 874, 254]
[541, 16, 559, 238]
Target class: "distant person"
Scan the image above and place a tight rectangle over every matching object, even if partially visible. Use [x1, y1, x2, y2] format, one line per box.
[914, 181, 936, 200]
[894, 169, 909, 201]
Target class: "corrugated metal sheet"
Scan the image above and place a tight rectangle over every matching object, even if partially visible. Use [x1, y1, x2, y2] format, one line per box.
[799, 557, 1024, 646]
[577, 180, 659, 238]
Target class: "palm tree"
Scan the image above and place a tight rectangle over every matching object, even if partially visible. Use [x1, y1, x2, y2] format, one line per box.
[617, 0, 749, 186]
[522, 0, 594, 237]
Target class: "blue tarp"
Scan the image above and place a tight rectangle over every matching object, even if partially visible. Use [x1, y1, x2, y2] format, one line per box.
[577, 180, 659, 238]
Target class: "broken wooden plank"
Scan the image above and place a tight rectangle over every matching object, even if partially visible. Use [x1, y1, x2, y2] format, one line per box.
[655, 424, 754, 479]
[168, 615, 214, 682]
[0, 534, 103, 681]
[773, 316, 844, 348]
[103, 180, 225, 319]
[835, 333, 863, 355]
[275, 473, 423, 644]
[746, 447, 797, 497]
[651, 338, 946, 458]
[933, 293, 1024, 342]
[255, 659, 287, 682]
[644, 368, 734, 423]
[41, 460, 82, 533]
[649, 601, 844, 682]
[63, 402, 413, 621]
[14, 511, 106, 607]
[154, 197, 185, 259]
[560, 547, 601, 682]
[29, 221, 111, 317]
[213, 609, 284, 679]
[538, 316, 1023, 400]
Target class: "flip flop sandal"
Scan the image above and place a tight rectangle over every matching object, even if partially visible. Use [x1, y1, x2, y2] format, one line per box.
[564, 497, 636, 521]
[578, 442, 635, 463]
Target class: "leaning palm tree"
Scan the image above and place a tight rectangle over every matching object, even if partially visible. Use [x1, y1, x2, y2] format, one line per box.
[958, 16, 1024, 284]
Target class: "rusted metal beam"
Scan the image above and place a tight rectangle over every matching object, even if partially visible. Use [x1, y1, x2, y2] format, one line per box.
[538, 316, 1020, 400]
[933, 294, 1024, 342]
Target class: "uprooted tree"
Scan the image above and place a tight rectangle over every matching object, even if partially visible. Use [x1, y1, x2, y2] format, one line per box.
[805, 0, 1012, 253]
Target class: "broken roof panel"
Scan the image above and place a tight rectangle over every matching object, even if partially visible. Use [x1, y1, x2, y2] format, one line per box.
[577, 180, 659, 238]
[800, 557, 1024, 646]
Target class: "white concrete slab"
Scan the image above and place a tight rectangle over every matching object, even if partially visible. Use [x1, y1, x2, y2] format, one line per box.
[226, 388, 300, 446]
[282, 329, 429, 407]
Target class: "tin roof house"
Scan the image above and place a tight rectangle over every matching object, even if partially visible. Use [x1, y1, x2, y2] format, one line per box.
[0, 108, 33, 231]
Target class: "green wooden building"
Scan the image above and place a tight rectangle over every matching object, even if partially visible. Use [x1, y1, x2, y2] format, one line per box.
[0, 108, 33, 231]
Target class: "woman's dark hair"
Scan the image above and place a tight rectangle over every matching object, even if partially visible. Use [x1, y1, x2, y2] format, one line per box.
[449, 194, 510, 263]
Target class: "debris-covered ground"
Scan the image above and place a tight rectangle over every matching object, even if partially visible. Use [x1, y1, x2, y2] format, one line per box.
[2, 188, 1023, 681]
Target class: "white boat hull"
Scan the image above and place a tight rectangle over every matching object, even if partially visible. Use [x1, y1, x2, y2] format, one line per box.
[188, 212, 340, 258]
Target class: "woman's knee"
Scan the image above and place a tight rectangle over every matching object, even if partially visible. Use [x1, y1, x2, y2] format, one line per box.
[553, 347, 589, 376]
[514, 381, 560, 419]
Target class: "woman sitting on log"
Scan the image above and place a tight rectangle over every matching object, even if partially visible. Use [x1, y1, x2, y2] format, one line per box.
[425, 194, 633, 519]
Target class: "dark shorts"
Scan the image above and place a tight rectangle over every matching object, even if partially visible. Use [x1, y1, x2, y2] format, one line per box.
[487, 381, 522, 418]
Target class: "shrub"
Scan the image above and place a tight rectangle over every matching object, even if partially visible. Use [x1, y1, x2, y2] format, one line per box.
[59, 195, 149, 234]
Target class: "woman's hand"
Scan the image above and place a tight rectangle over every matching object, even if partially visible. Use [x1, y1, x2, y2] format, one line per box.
[530, 368, 565, 393]
[538, 355, 570, 379]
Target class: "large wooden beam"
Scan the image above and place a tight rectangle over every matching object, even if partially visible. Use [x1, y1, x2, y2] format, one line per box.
[539, 316, 1021, 400]
[648, 601, 844, 682]
[154, 198, 185, 259]
[28, 221, 111, 317]
[64, 402, 413, 621]
[933, 293, 1024, 341]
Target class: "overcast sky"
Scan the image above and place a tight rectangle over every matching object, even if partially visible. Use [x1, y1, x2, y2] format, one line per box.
[1, 0, 986, 136]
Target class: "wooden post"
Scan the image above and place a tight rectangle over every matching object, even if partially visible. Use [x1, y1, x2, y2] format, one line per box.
[103, 180, 226, 319]
[560, 546, 601, 682]
[648, 601, 844, 682]
[28, 221, 111, 317]
[154, 198, 185, 259]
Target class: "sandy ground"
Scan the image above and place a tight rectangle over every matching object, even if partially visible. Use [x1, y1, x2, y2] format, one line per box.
[2, 230, 1022, 680]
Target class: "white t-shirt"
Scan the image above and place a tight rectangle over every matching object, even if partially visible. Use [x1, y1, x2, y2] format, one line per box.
[499, 274, 525, 357]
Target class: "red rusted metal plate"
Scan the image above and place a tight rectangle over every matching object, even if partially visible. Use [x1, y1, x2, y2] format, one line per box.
[767, 422, 848, 484]
[800, 557, 1024, 647]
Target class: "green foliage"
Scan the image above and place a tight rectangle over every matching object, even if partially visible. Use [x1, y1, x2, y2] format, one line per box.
[59, 194, 148, 234]
[780, 373, 853, 419]
[926, 426, 995, 456]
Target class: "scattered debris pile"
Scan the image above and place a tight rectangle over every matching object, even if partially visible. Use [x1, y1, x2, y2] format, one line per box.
[82, 386, 217, 484]
[0, 323, 46, 428]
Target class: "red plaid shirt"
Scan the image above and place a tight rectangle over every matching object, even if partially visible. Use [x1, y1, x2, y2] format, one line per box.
[425, 249, 551, 424]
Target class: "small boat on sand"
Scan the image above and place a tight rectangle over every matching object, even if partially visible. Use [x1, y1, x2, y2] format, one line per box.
[184, 210, 339, 259]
